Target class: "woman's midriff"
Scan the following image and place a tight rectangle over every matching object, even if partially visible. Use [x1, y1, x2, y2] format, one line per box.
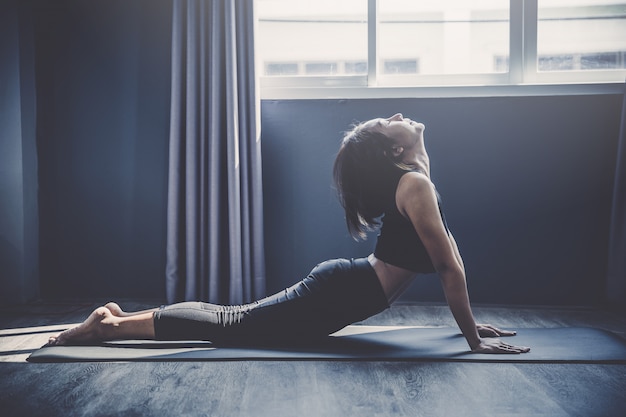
[367, 253, 418, 304]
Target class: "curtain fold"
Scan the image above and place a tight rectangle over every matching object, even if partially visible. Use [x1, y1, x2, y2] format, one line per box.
[166, 0, 265, 304]
[606, 80, 626, 309]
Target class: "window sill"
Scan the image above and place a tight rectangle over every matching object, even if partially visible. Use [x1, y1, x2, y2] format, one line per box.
[260, 81, 625, 100]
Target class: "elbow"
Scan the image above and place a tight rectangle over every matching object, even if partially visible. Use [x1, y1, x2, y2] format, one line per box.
[434, 260, 462, 276]
[435, 262, 465, 289]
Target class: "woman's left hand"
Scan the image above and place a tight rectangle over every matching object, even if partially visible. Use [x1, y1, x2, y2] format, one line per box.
[476, 323, 517, 337]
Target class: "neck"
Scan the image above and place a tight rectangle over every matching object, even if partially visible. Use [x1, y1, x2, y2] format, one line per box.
[414, 155, 430, 177]
[404, 141, 430, 177]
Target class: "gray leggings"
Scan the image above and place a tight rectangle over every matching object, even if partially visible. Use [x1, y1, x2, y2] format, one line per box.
[153, 258, 389, 345]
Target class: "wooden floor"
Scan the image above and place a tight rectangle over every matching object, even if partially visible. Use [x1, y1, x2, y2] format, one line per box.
[1, 300, 625, 417]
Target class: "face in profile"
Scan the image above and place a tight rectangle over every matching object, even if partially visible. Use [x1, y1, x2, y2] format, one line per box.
[362, 113, 425, 162]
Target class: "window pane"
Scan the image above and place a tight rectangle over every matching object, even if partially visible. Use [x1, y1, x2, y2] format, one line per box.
[256, 0, 367, 77]
[378, 0, 509, 75]
[538, 0, 626, 72]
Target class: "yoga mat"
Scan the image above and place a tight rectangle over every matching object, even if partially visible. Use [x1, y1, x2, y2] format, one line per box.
[27, 326, 626, 363]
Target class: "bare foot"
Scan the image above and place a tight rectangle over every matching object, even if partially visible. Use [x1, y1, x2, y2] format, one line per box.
[104, 302, 125, 316]
[46, 307, 118, 346]
[104, 302, 158, 317]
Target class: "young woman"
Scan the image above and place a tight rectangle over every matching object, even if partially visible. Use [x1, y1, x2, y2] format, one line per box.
[48, 113, 529, 354]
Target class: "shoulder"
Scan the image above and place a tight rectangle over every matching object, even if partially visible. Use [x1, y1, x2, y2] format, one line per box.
[395, 172, 438, 216]
[397, 171, 434, 198]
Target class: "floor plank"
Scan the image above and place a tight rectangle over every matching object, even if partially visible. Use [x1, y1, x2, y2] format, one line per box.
[1, 301, 625, 417]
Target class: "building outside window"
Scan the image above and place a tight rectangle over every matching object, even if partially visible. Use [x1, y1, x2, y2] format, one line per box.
[256, 0, 626, 95]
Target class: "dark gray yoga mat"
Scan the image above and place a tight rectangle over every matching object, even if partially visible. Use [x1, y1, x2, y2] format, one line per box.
[27, 326, 626, 363]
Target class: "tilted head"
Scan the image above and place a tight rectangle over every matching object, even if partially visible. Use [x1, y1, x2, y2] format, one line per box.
[333, 113, 425, 240]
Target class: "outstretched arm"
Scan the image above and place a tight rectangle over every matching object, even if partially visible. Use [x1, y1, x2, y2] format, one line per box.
[448, 233, 519, 339]
[396, 173, 529, 354]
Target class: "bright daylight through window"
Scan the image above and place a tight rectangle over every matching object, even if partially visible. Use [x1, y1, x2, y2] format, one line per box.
[256, 0, 626, 96]
[256, 0, 368, 77]
[537, 0, 626, 76]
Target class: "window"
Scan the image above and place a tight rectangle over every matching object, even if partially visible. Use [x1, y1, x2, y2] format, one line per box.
[256, 0, 626, 97]
[256, 0, 367, 77]
[378, 0, 509, 75]
[536, 0, 626, 80]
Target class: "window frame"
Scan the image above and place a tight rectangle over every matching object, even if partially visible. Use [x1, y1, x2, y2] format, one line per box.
[258, 0, 626, 99]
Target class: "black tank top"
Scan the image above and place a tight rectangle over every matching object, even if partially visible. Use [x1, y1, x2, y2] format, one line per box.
[374, 171, 450, 273]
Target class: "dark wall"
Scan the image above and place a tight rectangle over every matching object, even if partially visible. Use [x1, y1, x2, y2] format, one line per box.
[0, 1, 39, 304]
[261, 95, 622, 306]
[34, 0, 172, 299]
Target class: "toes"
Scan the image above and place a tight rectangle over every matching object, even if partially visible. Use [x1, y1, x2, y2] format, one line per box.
[46, 333, 68, 346]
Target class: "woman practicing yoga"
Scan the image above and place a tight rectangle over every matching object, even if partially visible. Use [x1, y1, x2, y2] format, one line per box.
[48, 113, 529, 354]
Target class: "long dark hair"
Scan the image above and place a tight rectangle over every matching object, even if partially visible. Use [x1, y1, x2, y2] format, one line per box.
[333, 123, 409, 240]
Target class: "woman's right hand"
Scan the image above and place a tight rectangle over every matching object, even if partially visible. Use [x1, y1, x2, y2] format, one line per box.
[472, 338, 530, 354]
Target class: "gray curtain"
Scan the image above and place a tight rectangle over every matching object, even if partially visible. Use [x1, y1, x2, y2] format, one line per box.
[606, 80, 626, 310]
[166, 0, 265, 304]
